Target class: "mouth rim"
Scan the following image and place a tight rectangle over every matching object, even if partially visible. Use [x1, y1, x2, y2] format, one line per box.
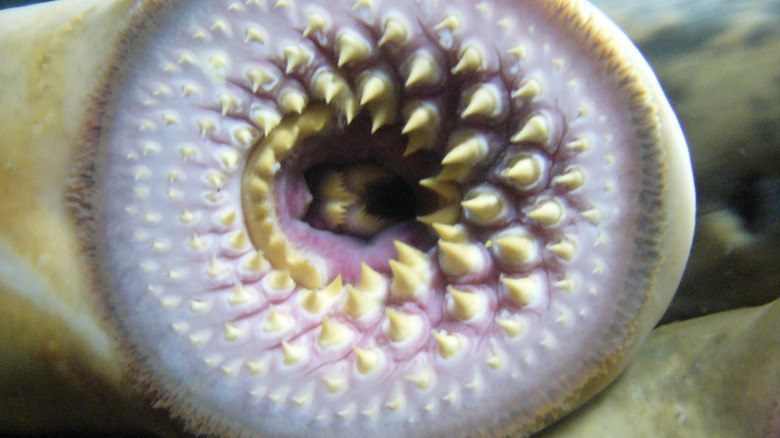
[67, 0, 695, 436]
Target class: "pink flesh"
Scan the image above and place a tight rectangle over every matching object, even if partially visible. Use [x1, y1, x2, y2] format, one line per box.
[94, 0, 654, 436]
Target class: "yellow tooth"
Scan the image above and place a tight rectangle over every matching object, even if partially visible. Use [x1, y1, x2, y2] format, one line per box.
[354, 347, 379, 374]
[282, 341, 304, 365]
[218, 93, 236, 116]
[322, 275, 343, 298]
[442, 136, 487, 166]
[496, 317, 525, 337]
[343, 285, 378, 319]
[280, 89, 307, 114]
[358, 262, 386, 296]
[252, 108, 282, 136]
[197, 119, 215, 137]
[548, 237, 577, 261]
[246, 68, 274, 93]
[324, 200, 347, 226]
[451, 45, 483, 74]
[432, 223, 467, 242]
[300, 289, 326, 313]
[553, 168, 585, 190]
[267, 269, 294, 290]
[244, 25, 265, 44]
[503, 156, 541, 186]
[494, 232, 535, 265]
[389, 260, 426, 299]
[303, 12, 326, 37]
[448, 288, 483, 321]
[338, 33, 371, 66]
[322, 375, 344, 393]
[393, 240, 428, 268]
[581, 208, 601, 224]
[501, 276, 537, 307]
[419, 178, 461, 201]
[511, 79, 542, 100]
[274, 0, 290, 8]
[417, 205, 460, 226]
[318, 317, 350, 348]
[292, 393, 309, 407]
[283, 44, 311, 73]
[434, 14, 460, 31]
[486, 353, 503, 369]
[527, 199, 563, 225]
[402, 104, 437, 134]
[386, 308, 421, 343]
[405, 52, 438, 87]
[461, 192, 503, 223]
[438, 241, 482, 277]
[566, 137, 591, 152]
[224, 323, 243, 342]
[378, 18, 408, 46]
[228, 283, 254, 305]
[433, 331, 461, 358]
[437, 163, 471, 182]
[461, 86, 499, 119]
[325, 81, 348, 104]
[263, 307, 291, 332]
[507, 44, 527, 60]
[287, 253, 323, 290]
[358, 74, 389, 105]
[511, 114, 549, 144]
[254, 147, 277, 176]
[352, 0, 372, 10]
[555, 276, 576, 292]
[406, 373, 431, 390]
[243, 252, 270, 272]
[228, 230, 249, 249]
[189, 299, 208, 313]
[402, 132, 434, 157]
[206, 259, 230, 277]
[369, 101, 395, 133]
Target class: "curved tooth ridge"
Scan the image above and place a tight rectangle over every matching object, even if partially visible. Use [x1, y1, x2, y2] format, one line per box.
[283, 44, 311, 73]
[434, 14, 460, 31]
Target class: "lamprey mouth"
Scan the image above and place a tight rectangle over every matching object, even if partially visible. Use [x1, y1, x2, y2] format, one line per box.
[79, 0, 694, 436]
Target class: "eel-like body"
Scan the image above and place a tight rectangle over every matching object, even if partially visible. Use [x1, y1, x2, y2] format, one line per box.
[0, 0, 774, 436]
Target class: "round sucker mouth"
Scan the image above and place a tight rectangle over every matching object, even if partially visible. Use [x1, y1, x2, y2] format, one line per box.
[88, 0, 675, 437]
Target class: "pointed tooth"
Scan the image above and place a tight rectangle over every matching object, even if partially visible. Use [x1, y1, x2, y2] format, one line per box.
[389, 259, 427, 300]
[283, 44, 311, 73]
[393, 241, 428, 267]
[369, 102, 395, 133]
[318, 317, 351, 348]
[452, 46, 483, 74]
[358, 262, 386, 296]
[494, 232, 536, 265]
[244, 25, 265, 44]
[555, 276, 576, 292]
[432, 222, 467, 242]
[511, 79, 542, 100]
[503, 156, 541, 186]
[337, 33, 371, 66]
[325, 81, 348, 104]
[358, 74, 389, 105]
[461, 192, 503, 223]
[442, 136, 487, 166]
[417, 205, 460, 226]
[406, 373, 431, 390]
[263, 307, 291, 332]
[486, 353, 503, 369]
[280, 89, 307, 114]
[548, 237, 577, 261]
[354, 347, 379, 374]
[553, 168, 585, 190]
[321, 275, 343, 298]
[378, 17, 408, 46]
[303, 12, 326, 37]
[386, 308, 421, 343]
[274, 0, 290, 8]
[228, 283, 254, 305]
[419, 178, 461, 201]
[343, 285, 378, 319]
[224, 323, 243, 342]
[403, 132, 434, 157]
[507, 44, 527, 60]
[218, 93, 236, 116]
[438, 241, 483, 277]
[433, 331, 461, 358]
[581, 208, 601, 224]
[254, 147, 277, 176]
[300, 288, 328, 313]
[352, 0, 372, 10]
[322, 375, 343, 393]
[461, 85, 499, 119]
[323, 200, 348, 226]
[402, 104, 437, 134]
[286, 253, 323, 289]
[566, 137, 591, 152]
[448, 288, 483, 321]
[405, 52, 439, 87]
[251, 108, 282, 136]
[511, 114, 549, 144]
[527, 199, 563, 226]
[282, 341, 304, 365]
[501, 276, 538, 307]
[434, 14, 460, 31]
[437, 163, 472, 182]
[247, 68, 274, 93]
[496, 317, 525, 337]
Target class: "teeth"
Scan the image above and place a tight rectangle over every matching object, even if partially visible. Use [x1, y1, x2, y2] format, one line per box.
[378, 17, 408, 46]
[566, 137, 591, 152]
[283, 44, 311, 73]
[274, 0, 290, 9]
[442, 135, 488, 166]
[218, 93, 237, 115]
[461, 190, 505, 224]
[354, 347, 380, 374]
[507, 44, 527, 60]
[432, 331, 461, 358]
[358, 262, 387, 297]
[511, 114, 549, 144]
[266, 269, 295, 291]
[358, 73, 390, 105]
[494, 231, 536, 265]
[419, 178, 461, 202]
[286, 253, 323, 289]
[511, 79, 542, 100]
[224, 323, 243, 342]
[244, 25, 265, 43]
[402, 103, 438, 134]
[417, 205, 460, 226]
[434, 14, 460, 31]
[554, 276, 576, 292]
[437, 163, 472, 183]
[501, 276, 538, 307]
[263, 307, 291, 332]
[280, 88, 308, 114]
[322, 375, 343, 393]
[246, 68, 274, 93]
[405, 51, 440, 88]
[282, 341, 305, 366]
[503, 156, 541, 186]
[496, 317, 525, 337]
[228, 230, 249, 250]
[344, 286, 379, 319]
[553, 168, 585, 190]
[461, 85, 501, 119]
[393, 241, 428, 268]
[303, 12, 327, 37]
[228, 283, 255, 305]
[352, 0, 372, 10]
[317, 317, 351, 349]
[527, 199, 564, 226]
[437, 241, 483, 277]
[581, 208, 601, 224]
[357, 72, 397, 132]
[548, 237, 577, 261]
[386, 308, 421, 343]
[451, 45, 483, 74]
[337, 32, 372, 66]
[389, 259, 429, 300]
[447, 288, 484, 321]
[251, 107, 282, 136]
[406, 373, 431, 390]
[432, 222, 468, 242]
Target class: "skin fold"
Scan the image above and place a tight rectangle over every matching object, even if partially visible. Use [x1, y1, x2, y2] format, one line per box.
[0, 0, 773, 436]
